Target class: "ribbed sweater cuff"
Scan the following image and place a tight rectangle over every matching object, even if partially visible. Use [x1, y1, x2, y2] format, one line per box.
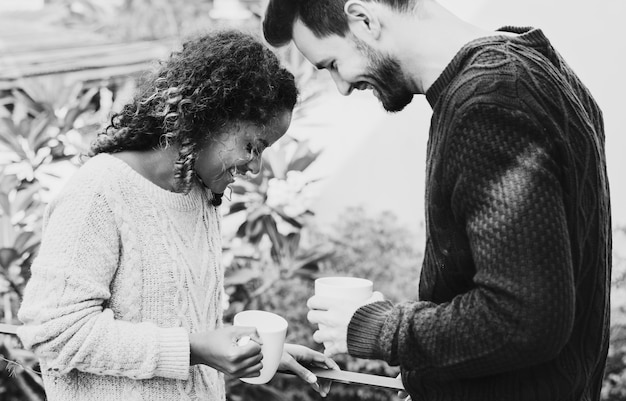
[347, 301, 394, 359]
[155, 327, 190, 380]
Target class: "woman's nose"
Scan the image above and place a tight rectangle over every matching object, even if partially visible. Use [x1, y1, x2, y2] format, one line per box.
[246, 156, 262, 175]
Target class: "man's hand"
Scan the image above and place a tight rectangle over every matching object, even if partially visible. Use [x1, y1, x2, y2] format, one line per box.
[307, 291, 384, 356]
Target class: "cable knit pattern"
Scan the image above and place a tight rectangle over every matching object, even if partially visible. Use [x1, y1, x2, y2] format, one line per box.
[17, 153, 226, 401]
[347, 27, 611, 401]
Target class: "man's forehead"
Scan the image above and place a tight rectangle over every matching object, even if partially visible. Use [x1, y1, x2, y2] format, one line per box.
[292, 19, 341, 66]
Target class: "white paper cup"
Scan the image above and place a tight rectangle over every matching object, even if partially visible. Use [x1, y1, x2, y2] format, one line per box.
[233, 310, 288, 384]
[314, 276, 373, 302]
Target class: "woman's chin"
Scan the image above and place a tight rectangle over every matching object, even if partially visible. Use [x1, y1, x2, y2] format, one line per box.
[207, 180, 230, 195]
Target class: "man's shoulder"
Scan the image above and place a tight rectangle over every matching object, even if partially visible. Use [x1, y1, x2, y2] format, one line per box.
[442, 39, 560, 115]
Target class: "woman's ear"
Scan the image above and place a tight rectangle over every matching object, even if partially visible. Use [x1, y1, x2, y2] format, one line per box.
[344, 0, 382, 40]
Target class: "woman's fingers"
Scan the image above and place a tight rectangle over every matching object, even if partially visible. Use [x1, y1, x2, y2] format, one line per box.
[280, 351, 327, 396]
[280, 344, 340, 397]
[236, 359, 263, 379]
[233, 325, 263, 346]
[284, 344, 338, 368]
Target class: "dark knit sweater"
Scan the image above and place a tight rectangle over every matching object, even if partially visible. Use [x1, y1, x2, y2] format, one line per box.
[348, 27, 611, 401]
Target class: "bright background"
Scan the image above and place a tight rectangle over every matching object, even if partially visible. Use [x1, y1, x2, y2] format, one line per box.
[292, 0, 626, 231]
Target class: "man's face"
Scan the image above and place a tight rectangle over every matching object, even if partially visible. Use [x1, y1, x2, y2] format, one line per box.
[292, 19, 413, 112]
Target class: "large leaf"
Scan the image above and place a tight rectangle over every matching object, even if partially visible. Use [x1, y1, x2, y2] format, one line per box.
[224, 267, 261, 286]
[0, 247, 19, 270]
[13, 231, 38, 253]
[263, 147, 288, 180]
[0, 173, 19, 192]
[0, 192, 10, 216]
[245, 218, 265, 243]
[245, 204, 272, 225]
[226, 201, 247, 215]
[0, 214, 16, 248]
[27, 113, 55, 152]
[287, 141, 321, 172]
[0, 117, 27, 156]
[12, 182, 43, 215]
[12, 87, 47, 115]
[273, 207, 303, 229]
[261, 216, 284, 261]
[229, 181, 256, 196]
[62, 86, 100, 132]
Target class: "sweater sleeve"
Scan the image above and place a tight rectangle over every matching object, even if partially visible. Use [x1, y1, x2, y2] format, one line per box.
[347, 104, 575, 380]
[17, 177, 190, 380]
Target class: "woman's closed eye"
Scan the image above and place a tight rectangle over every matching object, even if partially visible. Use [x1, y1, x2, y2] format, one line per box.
[245, 143, 261, 158]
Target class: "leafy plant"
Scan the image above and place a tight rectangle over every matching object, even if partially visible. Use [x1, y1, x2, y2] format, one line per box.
[222, 136, 333, 313]
[0, 76, 121, 401]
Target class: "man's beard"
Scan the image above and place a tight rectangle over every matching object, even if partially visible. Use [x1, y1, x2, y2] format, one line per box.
[355, 39, 413, 112]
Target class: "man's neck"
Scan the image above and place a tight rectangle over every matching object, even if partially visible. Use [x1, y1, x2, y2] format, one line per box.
[388, 1, 496, 94]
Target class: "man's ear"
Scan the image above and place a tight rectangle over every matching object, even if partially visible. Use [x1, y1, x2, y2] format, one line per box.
[344, 0, 382, 40]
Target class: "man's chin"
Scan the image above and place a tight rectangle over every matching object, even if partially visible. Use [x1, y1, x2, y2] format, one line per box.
[380, 94, 413, 112]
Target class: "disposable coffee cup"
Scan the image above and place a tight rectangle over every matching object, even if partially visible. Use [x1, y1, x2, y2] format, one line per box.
[314, 276, 373, 302]
[233, 310, 288, 384]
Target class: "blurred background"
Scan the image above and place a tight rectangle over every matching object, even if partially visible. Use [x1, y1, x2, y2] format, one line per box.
[0, 0, 624, 400]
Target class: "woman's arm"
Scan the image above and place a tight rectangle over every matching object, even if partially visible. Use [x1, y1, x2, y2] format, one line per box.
[17, 181, 190, 380]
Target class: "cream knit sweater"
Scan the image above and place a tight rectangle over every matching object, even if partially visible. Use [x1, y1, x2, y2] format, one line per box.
[18, 153, 226, 401]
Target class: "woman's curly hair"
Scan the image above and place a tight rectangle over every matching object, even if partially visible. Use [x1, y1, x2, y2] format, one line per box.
[90, 29, 298, 193]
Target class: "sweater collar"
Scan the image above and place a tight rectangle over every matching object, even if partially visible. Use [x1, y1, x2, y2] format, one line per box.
[425, 27, 551, 108]
[98, 153, 216, 211]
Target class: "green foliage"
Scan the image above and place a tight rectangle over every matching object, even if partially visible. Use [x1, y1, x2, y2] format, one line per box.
[317, 207, 423, 401]
[603, 225, 626, 400]
[0, 75, 126, 401]
[221, 137, 336, 400]
[223, 137, 332, 309]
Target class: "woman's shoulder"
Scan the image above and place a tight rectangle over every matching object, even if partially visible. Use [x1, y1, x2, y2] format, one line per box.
[53, 154, 129, 201]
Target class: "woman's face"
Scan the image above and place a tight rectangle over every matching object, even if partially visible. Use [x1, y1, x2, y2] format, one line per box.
[195, 111, 292, 194]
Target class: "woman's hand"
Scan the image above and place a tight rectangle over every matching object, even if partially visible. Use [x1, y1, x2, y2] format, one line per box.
[279, 343, 340, 397]
[189, 326, 263, 378]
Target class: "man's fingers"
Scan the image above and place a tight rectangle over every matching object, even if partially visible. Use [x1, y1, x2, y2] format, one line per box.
[323, 346, 339, 357]
[368, 291, 385, 303]
[307, 309, 329, 326]
[307, 295, 333, 310]
[312, 329, 333, 344]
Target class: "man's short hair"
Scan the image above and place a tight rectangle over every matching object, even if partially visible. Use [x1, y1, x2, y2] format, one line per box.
[263, 0, 416, 47]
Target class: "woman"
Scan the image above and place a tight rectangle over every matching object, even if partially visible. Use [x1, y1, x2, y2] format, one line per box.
[17, 30, 336, 400]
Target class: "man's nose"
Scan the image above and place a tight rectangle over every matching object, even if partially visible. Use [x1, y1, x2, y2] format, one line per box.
[330, 71, 353, 96]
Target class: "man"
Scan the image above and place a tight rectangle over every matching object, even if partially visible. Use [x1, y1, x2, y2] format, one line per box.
[263, 0, 611, 400]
